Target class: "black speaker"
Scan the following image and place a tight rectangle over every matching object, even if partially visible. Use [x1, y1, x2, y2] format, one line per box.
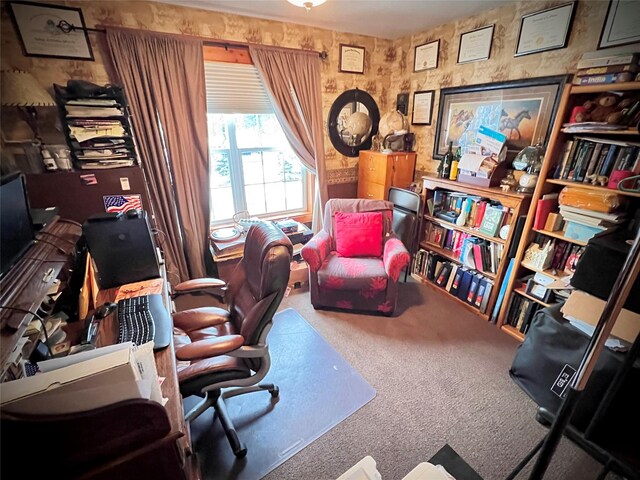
[82, 210, 160, 289]
[396, 93, 409, 116]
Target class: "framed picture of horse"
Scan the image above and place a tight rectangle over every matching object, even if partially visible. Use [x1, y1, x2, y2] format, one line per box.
[432, 76, 568, 160]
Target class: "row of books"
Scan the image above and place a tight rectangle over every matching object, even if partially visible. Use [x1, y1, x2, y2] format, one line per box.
[504, 294, 543, 334]
[574, 47, 639, 85]
[413, 249, 494, 314]
[429, 190, 512, 238]
[553, 138, 640, 182]
[424, 224, 504, 275]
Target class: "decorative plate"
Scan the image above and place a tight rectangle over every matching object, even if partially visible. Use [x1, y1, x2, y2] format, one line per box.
[211, 227, 241, 242]
[499, 224, 510, 240]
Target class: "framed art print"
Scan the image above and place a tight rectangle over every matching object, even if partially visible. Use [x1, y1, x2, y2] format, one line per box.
[515, 2, 576, 57]
[414, 40, 439, 72]
[598, 0, 640, 49]
[457, 25, 494, 64]
[339, 44, 365, 74]
[8, 1, 94, 60]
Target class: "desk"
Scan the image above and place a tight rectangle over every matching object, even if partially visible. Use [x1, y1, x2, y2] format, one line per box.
[93, 267, 200, 479]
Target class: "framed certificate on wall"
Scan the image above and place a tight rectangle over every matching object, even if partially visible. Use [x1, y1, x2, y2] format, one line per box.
[414, 40, 439, 72]
[515, 2, 576, 57]
[411, 90, 435, 125]
[339, 44, 365, 74]
[457, 25, 494, 64]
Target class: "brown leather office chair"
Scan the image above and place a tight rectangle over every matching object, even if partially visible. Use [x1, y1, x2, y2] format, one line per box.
[171, 222, 292, 458]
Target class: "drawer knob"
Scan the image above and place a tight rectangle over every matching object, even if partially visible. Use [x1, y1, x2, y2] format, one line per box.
[367, 194, 373, 198]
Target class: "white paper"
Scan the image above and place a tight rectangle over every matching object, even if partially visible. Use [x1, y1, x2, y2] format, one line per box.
[38, 342, 133, 372]
[458, 153, 486, 173]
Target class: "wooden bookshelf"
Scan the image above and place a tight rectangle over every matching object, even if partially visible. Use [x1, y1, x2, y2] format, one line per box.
[416, 175, 530, 323]
[532, 228, 588, 246]
[546, 178, 640, 198]
[496, 79, 640, 341]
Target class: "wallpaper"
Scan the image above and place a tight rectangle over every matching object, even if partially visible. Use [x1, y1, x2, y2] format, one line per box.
[388, 0, 613, 177]
[0, 0, 395, 181]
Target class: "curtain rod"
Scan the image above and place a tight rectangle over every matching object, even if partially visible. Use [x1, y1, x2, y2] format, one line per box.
[56, 21, 329, 59]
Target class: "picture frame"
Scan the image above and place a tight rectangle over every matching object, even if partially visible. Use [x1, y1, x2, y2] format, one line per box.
[339, 44, 365, 74]
[598, 0, 640, 49]
[425, 222, 446, 248]
[526, 278, 554, 303]
[414, 40, 439, 72]
[457, 25, 494, 64]
[515, 2, 576, 57]
[8, 1, 94, 60]
[411, 90, 435, 126]
[432, 75, 567, 160]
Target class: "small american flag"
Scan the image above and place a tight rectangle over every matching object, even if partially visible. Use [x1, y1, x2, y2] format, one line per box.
[103, 194, 143, 213]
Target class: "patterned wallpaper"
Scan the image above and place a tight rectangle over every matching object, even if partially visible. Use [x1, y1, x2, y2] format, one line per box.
[388, 0, 612, 177]
[0, 0, 395, 181]
[0, 1, 629, 183]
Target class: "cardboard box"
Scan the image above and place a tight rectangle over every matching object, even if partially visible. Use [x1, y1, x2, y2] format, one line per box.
[561, 290, 640, 343]
[0, 342, 160, 414]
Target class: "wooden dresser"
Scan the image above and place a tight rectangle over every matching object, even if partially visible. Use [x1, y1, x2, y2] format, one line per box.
[357, 150, 417, 200]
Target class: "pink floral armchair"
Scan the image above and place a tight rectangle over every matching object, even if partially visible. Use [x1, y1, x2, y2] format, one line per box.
[301, 199, 410, 316]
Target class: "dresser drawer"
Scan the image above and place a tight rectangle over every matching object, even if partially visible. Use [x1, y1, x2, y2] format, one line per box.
[358, 180, 387, 200]
[359, 153, 389, 185]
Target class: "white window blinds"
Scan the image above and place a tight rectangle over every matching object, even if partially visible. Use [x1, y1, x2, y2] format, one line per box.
[204, 61, 273, 114]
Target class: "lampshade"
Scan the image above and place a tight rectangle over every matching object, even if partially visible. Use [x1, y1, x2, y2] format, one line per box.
[287, 0, 327, 11]
[1, 69, 55, 107]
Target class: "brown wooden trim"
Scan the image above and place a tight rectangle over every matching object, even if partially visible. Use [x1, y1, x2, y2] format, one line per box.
[203, 45, 252, 64]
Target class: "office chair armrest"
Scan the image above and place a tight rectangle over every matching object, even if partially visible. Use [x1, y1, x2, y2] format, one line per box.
[172, 307, 230, 331]
[227, 344, 269, 358]
[383, 236, 411, 282]
[301, 230, 331, 272]
[175, 334, 245, 361]
[172, 278, 227, 300]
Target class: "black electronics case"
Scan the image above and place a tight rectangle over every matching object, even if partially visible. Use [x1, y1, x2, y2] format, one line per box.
[82, 210, 160, 289]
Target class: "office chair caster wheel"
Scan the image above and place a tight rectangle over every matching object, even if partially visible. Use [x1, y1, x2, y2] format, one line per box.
[269, 386, 279, 398]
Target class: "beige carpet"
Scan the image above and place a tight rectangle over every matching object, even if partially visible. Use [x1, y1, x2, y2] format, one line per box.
[263, 280, 610, 480]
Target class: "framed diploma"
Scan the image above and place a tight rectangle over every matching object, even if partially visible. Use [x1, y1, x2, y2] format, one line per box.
[339, 44, 365, 74]
[598, 0, 640, 49]
[515, 2, 576, 57]
[414, 40, 439, 72]
[457, 25, 494, 64]
[8, 1, 94, 60]
[411, 90, 435, 126]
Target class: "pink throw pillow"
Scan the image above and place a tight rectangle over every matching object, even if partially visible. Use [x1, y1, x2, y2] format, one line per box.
[334, 211, 383, 257]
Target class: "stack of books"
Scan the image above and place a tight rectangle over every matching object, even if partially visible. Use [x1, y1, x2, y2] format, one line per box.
[574, 47, 640, 86]
[558, 205, 626, 242]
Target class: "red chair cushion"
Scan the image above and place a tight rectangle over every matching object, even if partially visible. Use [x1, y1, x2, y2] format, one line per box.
[334, 211, 383, 257]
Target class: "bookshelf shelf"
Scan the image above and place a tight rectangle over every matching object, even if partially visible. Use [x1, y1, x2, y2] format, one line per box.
[412, 273, 489, 320]
[570, 82, 640, 94]
[423, 214, 507, 244]
[418, 241, 497, 280]
[520, 262, 568, 281]
[545, 178, 640, 198]
[513, 287, 554, 308]
[560, 128, 638, 136]
[501, 325, 525, 341]
[532, 228, 588, 246]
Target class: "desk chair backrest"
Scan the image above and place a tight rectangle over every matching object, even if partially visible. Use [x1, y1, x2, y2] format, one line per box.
[388, 187, 421, 254]
[226, 222, 293, 352]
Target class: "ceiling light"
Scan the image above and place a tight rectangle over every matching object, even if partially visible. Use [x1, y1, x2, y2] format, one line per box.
[287, 0, 327, 12]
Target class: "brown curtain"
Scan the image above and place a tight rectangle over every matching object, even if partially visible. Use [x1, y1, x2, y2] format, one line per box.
[105, 28, 209, 282]
[248, 45, 327, 230]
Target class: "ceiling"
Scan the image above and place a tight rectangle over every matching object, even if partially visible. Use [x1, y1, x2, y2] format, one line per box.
[156, 0, 514, 39]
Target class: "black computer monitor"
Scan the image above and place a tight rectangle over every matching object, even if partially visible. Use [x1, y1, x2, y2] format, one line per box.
[1, 172, 36, 278]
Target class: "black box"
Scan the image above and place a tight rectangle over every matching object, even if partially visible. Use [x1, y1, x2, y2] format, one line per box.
[82, 210, 160, 289]
[571, 231, 640, 313]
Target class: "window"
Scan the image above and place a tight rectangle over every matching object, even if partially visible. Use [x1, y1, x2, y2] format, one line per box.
[205, 60, 307, 224]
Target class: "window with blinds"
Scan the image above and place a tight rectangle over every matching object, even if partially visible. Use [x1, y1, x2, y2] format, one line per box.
[204, 59, 307, 224]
